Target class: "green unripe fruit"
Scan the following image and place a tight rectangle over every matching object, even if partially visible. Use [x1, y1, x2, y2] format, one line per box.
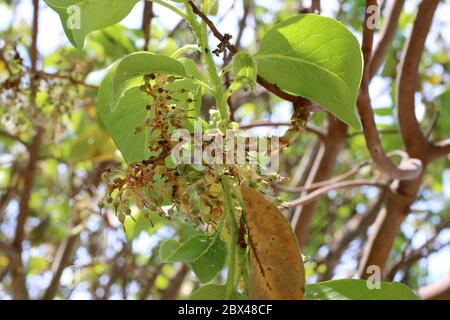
[118, 212, 126, 223]
[106, 195, 113, 204]
[98, 201, 105, 209]
[125, 208, 132, 215]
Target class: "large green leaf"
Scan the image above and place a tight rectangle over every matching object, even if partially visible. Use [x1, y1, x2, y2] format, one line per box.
[305, 279, 417, 300]
[44, 0, 139, 49]
[98, 67, 152, 163]
[97, 53, 192, 163]
[255, 14, 363, 130]
[110, 52, 188, 112]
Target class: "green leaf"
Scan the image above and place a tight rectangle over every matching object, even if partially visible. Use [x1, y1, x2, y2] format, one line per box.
[97, 53, 195, 163]
[189, 236, 227, 283]
[189, 284, 248, 300]
[232, 51, 257, 90]
[160, 239, 181, 262]
[305, 279, 418, 300]
[44, 0, 139, 49]
[110, 52, 187, 111]
[98, 67, 152, 163]
[255, 14, 363, 130]
[160, 234, 227, 283]
[162, 235, 212, 262]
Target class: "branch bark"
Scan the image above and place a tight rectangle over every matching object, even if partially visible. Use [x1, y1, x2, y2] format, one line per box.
[358, 0, 440, 280]
[357, 0, 422, 181]
[239, 121, 326, 141]
[187, 0, 310, 107]
[370, 0, 405, 77]
[11, 0, 41, 297]
[317, 191, 388, 281]
[418, 273, 450, 300]
[42, 227, 80, 300]
[284, 179, 387, 208]
[160, 263, 190, 300]
[142, 0, 154, 51]
[396, 0, 439, 158]
[291, 116, 348, 248]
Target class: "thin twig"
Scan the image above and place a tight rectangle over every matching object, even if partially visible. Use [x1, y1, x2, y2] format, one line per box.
[187, 0, 310, 107]
[283, 180, 388, 208]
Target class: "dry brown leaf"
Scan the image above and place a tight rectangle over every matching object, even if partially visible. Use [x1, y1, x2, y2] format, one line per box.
[241, 184, 305, 300]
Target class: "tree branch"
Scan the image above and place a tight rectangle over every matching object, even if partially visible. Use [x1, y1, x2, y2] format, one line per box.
[142, 0, 154, 51]
[397, 0, 440, 158]
[370, 0, 405, 77]
[0, 130, 29, 148]
[317, 191, 388, 281]
[187, 0, 310, 106]
[42, 225, 81, 300]
[239, 121, 326, 141]
[358, 0, 440, 281]
[0, 240, 20, 263]
[430, 138, 450, 161]
[291, 116, 348, 248]
[310, 0, 320, 14]
[10, 0, 41, 299]
[357, 0, 422, 181]
[284, 179, 387, 208]
[160, 263, 190, 300]
[235, 0, 251, 50]
[418, 273, 450, 300]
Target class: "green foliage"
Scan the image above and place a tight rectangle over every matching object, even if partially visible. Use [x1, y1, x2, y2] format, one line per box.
[109, 52, 188, 112]
[160, 233, 228, 283]
[306, 279, 418, 300]
[98, 74, 152, 163]
[97, 52, 197, 163]
[255, 14, 363, 129]
[44, 0, 139, 49]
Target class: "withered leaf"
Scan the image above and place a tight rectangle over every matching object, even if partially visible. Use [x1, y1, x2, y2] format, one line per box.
[241, 185, 305, 300]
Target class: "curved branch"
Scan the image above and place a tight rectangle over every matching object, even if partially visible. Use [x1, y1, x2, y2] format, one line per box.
[370, 0, 405, 77]
[357, 0, 422, 181]
[396, 0, 439, 158]
[277, 161, 370, 193]
[418, 273, 450, 300]
[430, 138, 450, 161]
[284, 179, 388, 208]
[239, 121, 326, 141]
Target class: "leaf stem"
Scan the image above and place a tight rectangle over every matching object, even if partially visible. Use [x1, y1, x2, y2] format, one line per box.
[150, 0, 188, 20]
[186, 1, 229, 123]
[222, 175, 238, 299]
